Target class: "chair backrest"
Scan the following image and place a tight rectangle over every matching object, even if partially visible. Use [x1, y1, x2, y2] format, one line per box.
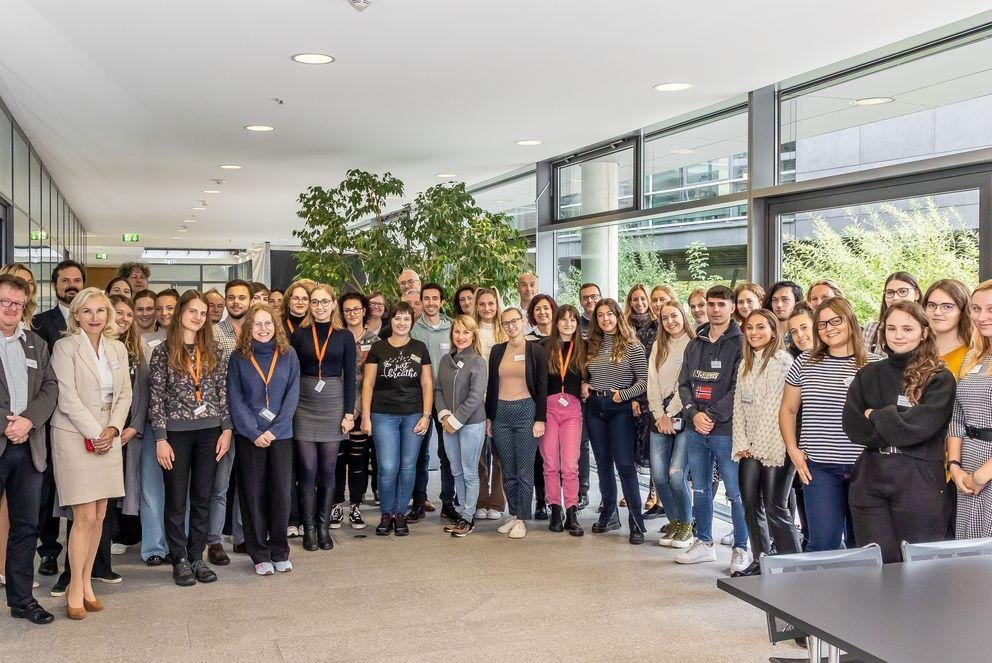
[901, 537, 992, 563]
[758, 545, 882, 644]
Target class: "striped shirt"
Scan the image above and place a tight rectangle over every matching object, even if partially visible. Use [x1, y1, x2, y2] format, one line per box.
[785, 351, 881, 464]
[586, 333, 648, 401]
[213, 319, 239, 364]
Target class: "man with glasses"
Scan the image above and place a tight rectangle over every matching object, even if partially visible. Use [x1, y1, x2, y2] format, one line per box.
[0, 275, 59, 624]
[575, 282, 601, 509]
[205, 289, 226, 324]
[577, 282, 601, 340]
[397, 269, 422, 298]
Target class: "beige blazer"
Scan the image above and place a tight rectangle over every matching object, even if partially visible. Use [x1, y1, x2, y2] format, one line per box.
[50, 332, 132, 439]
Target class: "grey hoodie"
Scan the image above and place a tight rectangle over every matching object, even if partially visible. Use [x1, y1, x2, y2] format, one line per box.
[435, 347, 488, 430]
[411, 314, 452, 378]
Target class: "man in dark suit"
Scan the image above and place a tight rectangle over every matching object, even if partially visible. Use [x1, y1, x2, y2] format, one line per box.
[0, 274, 59, 624]
[32, 259, 84, 580]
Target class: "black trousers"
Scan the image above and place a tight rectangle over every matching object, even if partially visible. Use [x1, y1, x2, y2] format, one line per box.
[849, 452, 947, 564]
[235, 435, 292, 565]
[413, 410, 454, 506]
[163, 427, 219, 564]
[1, 443, 42, 608]
[578, 422, 590, 495]
[334, 431, 370, 505]
[36, 431, 62, 560]
[739, 457, 801, 557]
[533, 447, 546, 507]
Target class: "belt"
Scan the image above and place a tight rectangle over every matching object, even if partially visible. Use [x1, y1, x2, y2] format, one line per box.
[870, 446, 902, 455]
[966, 426, 992, 442]
[590, 389, 615, 397]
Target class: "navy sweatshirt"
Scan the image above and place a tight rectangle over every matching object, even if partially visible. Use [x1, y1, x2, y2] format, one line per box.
[227, 340, 301, 441]
[677, 320, 743, 436]
[290, 321, 357, 413]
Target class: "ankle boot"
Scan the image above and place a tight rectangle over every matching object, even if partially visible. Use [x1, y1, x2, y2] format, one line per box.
[316, 486, 335, 551]
[548, 505, 564, 533]
[565, 506, 583, 537]
[300, 487, 319, 552]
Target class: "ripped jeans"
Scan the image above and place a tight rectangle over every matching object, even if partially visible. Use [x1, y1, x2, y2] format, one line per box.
[685, 430, 747, 548]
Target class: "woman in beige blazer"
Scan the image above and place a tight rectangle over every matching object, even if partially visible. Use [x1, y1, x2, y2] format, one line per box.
[51, 287, 132, 619]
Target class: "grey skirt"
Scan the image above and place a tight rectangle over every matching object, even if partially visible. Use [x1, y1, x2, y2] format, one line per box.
[294, 375, 347, 443]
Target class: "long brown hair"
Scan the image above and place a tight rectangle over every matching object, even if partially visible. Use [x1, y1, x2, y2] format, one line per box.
[622, 283, 654, 321]
[733, 282, 766, 324]
[881, 301, 944, 404]
[963, 280, 992, 376]
[282, 279, 315, 324]
[810, 296, 868, 367]
[923, 278, 973, 349]
[586, 298, 637, 364]
[654, 301, 695, 370]
[877, 271, 921, 321]
[301, 283, 338, 328]
[546, 305, 586, 375]
[237, 303, 291, 358]
[740, 309, 783, 378]
[473, 288, 506, 343]
[109, 294, 144, 365]
[166, 290, 219, 377]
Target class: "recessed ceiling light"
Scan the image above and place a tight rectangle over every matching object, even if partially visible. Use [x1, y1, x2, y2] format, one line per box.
[244, 125, 274, 132]
[202, 189, 221, 194]
[292, 53, 335, 65]
[516, 139, 542, 146]
[669, 148, 696, 155]
[171, 236, 181, 240]
[184, 219, 196, 223]
[853, 96, 895, 106]
[653, 82, 692, 92]
[177, 228, 189, 233]
[219, 164, 242, 170]
[435, 173, 456, 178]
[192, 206, 207, 211]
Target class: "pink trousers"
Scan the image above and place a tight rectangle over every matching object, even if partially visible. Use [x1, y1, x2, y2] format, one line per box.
[540, 393, 583, 508]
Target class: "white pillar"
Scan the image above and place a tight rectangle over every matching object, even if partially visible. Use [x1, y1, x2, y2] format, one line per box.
[579, 161, 620, 300]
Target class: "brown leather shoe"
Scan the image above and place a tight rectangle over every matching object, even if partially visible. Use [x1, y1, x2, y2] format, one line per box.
[423, 500, 436, 512]
[66, 602, 86, 620]
[232, 543, 247, 555]
[83, 597, 104, 612]
[207, 543, 230, 566]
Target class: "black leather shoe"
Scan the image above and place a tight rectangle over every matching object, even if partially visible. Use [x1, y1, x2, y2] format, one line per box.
[145, 554, 166, 567]
[642, 504, 665, 520]
[404, 507, 425, 523]
[191, 560, 218, 583]
[731, 560, 762, 577]
[534, 503, 549, 520]
[37, 556, 58, 577]
[591, 513, 621, 534]
[548, 505, 564, 533]
[440, 502, 459, 523]
[302, 522, 319, 551]
[375, 514, 393, 536]
[11, 601, 55, 625]
[565, 506, 584, 537]
[316, 523, 334, 551]
[628, 517, 645, 545]
[576, 493, 589, 510]
[172, 559, 196, 587]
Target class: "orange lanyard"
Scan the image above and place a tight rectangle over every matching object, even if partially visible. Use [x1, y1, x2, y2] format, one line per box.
[558, 341, 574, 394]
[187, 347, 202, 402]
[311, 325, 332, 380]
[286, 318, 295, 334]
[249, 352, 279, 408]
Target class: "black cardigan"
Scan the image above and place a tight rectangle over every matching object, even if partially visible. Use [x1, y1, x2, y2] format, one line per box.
[485, 340, 548, 423]
[842, 350, 956, 462]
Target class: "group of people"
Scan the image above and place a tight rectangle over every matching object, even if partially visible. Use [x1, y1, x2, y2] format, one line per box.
[1, 259, 991, 626]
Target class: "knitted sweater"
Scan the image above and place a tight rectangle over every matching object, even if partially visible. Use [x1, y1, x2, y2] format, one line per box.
[731, 348, 793, 466]
[647, 334, 691, 420]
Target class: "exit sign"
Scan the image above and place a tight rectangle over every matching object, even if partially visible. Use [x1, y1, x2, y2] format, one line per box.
[30, 230, 49, 241]
[121, 233, 140, 243]
[95, 252, 108, 260]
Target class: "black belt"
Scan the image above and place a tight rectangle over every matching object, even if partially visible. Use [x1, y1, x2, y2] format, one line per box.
[869, 446, 902, 455]
[590, 389, 616, 397]
[966, 426, 992, 441]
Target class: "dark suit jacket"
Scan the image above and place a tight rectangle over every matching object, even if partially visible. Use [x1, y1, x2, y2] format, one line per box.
[485, 340, 548, 423]
[0, 329, 60, 472]
[33, 305, 67, 353]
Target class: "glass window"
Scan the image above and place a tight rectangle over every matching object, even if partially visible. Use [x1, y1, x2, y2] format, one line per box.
[29, 150, 41, 221]
[0, 112, 11, 201]
[472, 174, 537, 233]
[202, 265, 233, 282]
[13, 207, 29, 262]
[12, 130, 28, 212]
[644, 112, 748, 207]
[781, 35, 992, 183]
[556, 147, 635, 220]
[780, 189, 979, 324]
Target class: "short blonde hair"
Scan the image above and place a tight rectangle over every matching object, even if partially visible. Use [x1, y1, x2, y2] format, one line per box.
[451, 315, 483, 356]
[66, 287, 118, 340]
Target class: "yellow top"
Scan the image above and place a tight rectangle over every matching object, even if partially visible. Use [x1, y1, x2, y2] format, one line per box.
[941, 344, 969, 381]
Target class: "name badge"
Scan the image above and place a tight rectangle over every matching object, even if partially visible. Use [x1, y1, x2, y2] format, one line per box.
[741, 394, 753, 404]
[711, 360, 721, 369]
[411, 354, 421, 363]
[25, 358, 38, 369]
[842, 376, 855, 388]
[558, 396, 569, 407]
[148, 338, 162, 348]
[456, 360, 464, 369]
[970, 365, 983, 374]
[514, 354, 525, 362]
[897, 394, 912, 408]
[314, 380, 326, 393]
[360, 344, 371, 352]
[194, 404, 207, 416]
[440, 342, 450, 352]
[260, 408, 276, 421]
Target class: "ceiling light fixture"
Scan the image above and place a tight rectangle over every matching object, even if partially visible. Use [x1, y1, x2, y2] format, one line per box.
[177, 228, 189, 233]
[292, 53, 335, 65]
[653, 82, 692, 92]
[516, 139, 542, 146]
[184, 219, 196, 223]
[219, 164, 242, 170]
[853, 96, 895, 106]
[192, 206, 207, 211]
[435, 173, 456, 178]
[202, 190, 221, 194]
[244, 125, 274, 132]
[669, 148, 696, 155]
[349, 0, 372, 11]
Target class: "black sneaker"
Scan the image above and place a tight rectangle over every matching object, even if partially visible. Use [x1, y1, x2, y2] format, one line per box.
[440, 502, 459, 523]
[37, 556, 58, 577]
[172, 559, 196, 587]
[394, 513, 410, 536]
[591, 513, 621, 534]
[49, 576, 68, 597]
[329, 504, 344, 530]
[145, 554, 167, 567]
[576, 493, 589, 510]
[375, 514, 393, 536]
[731, 560, 762, 578]
[348, 505, 366, 530]
[191, 560, 218, 583]
[404, 507, 425, 523]
[93, 571, 123, 584]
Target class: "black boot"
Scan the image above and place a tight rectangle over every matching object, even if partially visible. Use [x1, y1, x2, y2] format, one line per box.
[548, 505, 564, 533]
[534, 483, 548, 520]
[565, 506, 584, 537]
[628, 515, 645, 545]
[317, 486, 335, 551]
[300, 486, 319, 552]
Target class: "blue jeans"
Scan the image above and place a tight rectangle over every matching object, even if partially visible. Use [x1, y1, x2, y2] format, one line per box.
[208, 442, 236, 545]
[372, 412, 425, 515]
[804, 460, 856, 552]
[686, 430, 747, 547]
[584, 395, 644, 532]
[443, 422, 486, 521]
[139, 423, 168, 560]
[649, 430, 691, 524]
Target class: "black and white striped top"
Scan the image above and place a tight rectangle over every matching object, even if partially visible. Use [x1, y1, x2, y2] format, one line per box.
[785, 351, 881, 465]
[586, 334, 648, 401]
[951, 354, 992, 538]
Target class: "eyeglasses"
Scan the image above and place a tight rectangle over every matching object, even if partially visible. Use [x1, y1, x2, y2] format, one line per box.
[579, 294, 600, 303]
[252, 321, 274, 329]
[369, 301, 385, 308]
[501, 318, 523, 329]
[816, 316, 843, 330]
[311, 299, 334, 308]
[289, 296, 309, 303]
[884, 287, 914, 300]
[925, 302, 957, 313]
[342, 307, 364, 315]
[0, 298, 26, 311]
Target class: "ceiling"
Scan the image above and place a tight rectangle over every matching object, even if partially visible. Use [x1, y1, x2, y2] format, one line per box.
[1, 0, 990, 265]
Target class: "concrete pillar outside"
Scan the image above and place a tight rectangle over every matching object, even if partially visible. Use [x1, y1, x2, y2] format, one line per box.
[579, 161, 620, 300]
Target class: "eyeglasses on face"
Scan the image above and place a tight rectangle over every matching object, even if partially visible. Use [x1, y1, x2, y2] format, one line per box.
[884, 287, 914, 300]
[290, 296, 309, 304]
[342, 307, 364, 315]
[816, 316, 843, 330]
[501, 317, 523, 329]
[925, 302, 956, 313]
[0, 298, 26, 311]
[311, 299, 334, 308]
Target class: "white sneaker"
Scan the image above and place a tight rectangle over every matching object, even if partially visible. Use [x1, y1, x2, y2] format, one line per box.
[675, 538, 717, 564]
[287, 525, 300, 538]
[729, 547, 752, 575]
[508, 520, 527, 539]
[486, 509, 503, 520]
[255, 562, 274, 576]
[497, 517, 519, 534]
[475, 508, 488, 520]
[720, 532, 734, 546]
[110, 543, 127, 555]
[273, 560, 293, 573]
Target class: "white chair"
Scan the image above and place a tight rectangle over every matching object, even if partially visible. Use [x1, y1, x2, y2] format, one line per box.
[901, 537, 992, 563]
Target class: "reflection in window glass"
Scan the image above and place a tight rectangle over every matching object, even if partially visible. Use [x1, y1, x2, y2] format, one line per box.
[0, 113, 11, 201]
[556, 148, 634, 220]
[12, 130, 28, 212]
[472, 174, 537, 233]
[30, 150, 41, 221]
[644, 112, 748, 207]
[780, 190, 979, 323]
[781, 36, 992, 183]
